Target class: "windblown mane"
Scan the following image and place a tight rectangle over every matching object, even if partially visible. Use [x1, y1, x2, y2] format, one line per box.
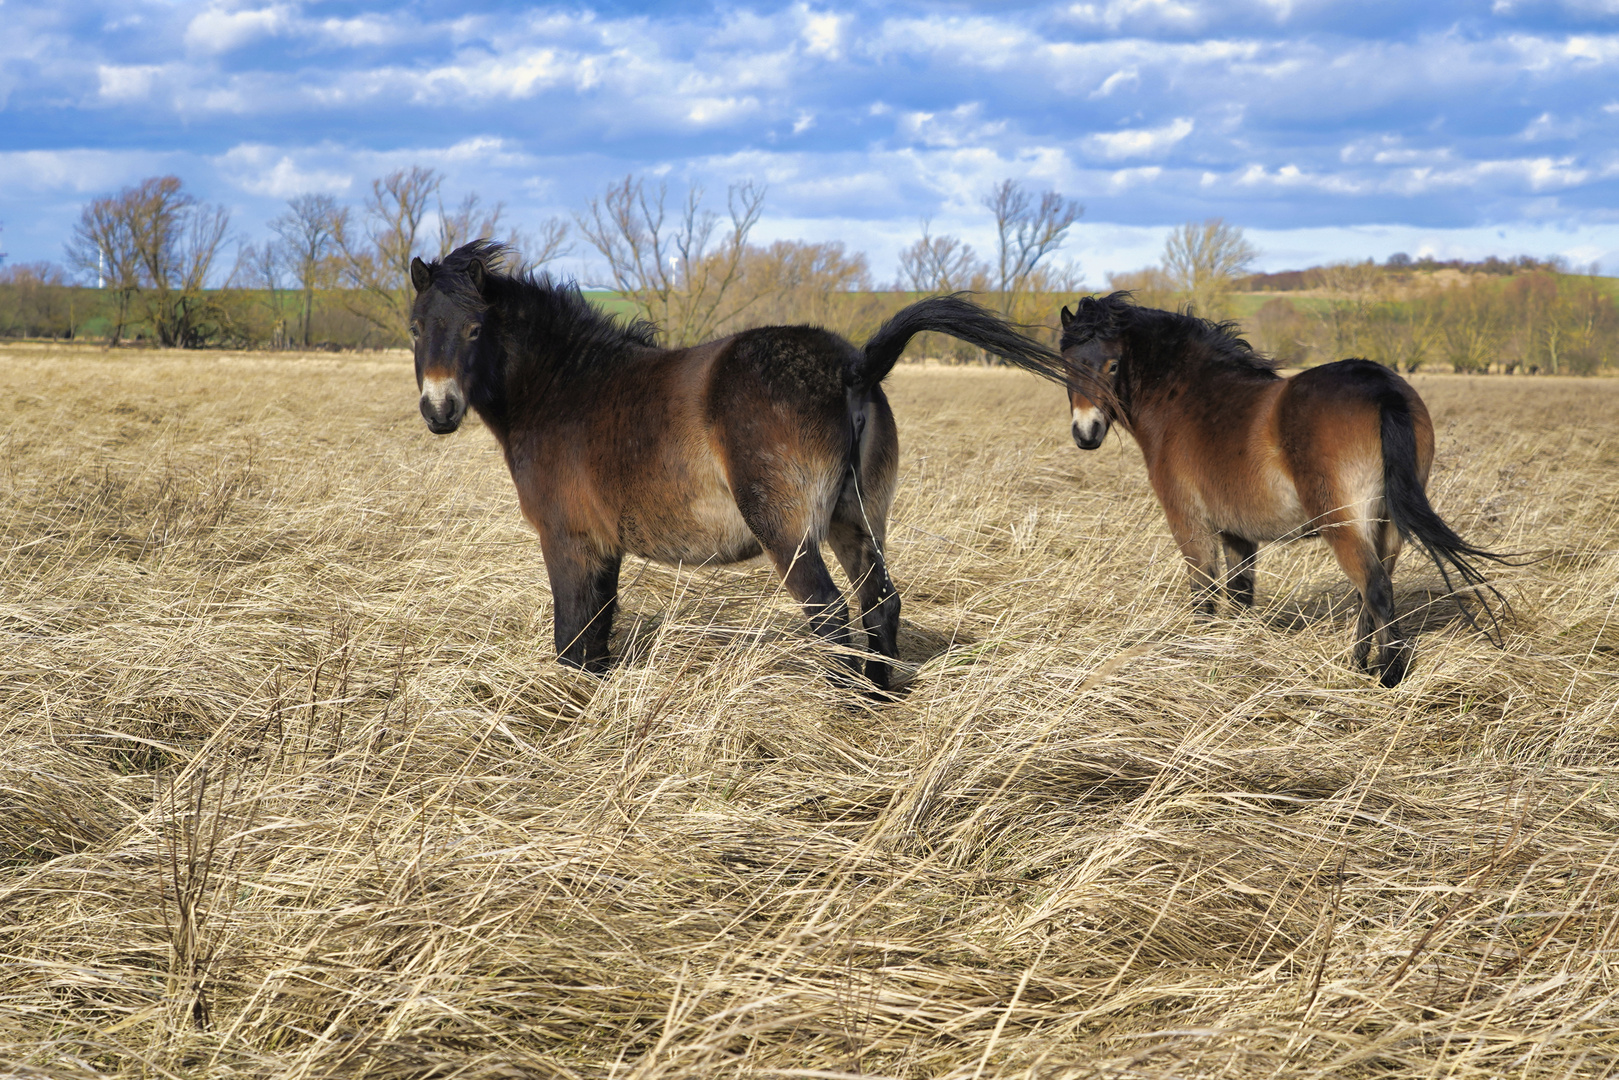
[429, 240, 661, 389]
[1061, 291, 1278, 378]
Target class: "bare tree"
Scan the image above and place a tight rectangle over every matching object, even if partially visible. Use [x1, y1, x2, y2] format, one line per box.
[523, 217, 573, 270]
[983, 179, 1082, 315]
[576, 175, 765, 346]
[131, 177, 233, 347]
[436, 192, 571, 273]
[66, 191, 143, 345]
[1106, 266, 1178, 310]
[236, 241, 289, 348]
[0, 262, 74, 338]
[1162, 218, 1257, 319]
[336, 166, 442, 342]
[436, 192, 506, 257]
[737, 239, 875, 336]
[897, 221, 987, 294]
[65, 176, 233, 347]
[269, 194, 346, 348]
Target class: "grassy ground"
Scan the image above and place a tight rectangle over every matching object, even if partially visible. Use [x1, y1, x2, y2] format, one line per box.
[1, 342, 1616, 1079]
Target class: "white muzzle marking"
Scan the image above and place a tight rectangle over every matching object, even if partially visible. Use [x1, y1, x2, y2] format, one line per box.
[1072, 404, 1106, 446]
[422, 376, 460, 412]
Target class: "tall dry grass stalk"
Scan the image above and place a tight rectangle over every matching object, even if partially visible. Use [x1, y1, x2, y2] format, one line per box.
[1, 343, 1617, 1078]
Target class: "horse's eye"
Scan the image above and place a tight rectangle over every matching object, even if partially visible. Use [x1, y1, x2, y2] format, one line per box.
[1107, 361, 1119, 375]
[409, 323, 421, 339]
[466, 324, 481, 340]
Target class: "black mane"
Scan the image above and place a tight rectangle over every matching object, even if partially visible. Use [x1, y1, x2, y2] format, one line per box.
[1061, 291, 1278, 378]
[427, 240, 661, 389]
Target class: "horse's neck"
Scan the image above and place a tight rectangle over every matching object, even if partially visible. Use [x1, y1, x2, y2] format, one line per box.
[484, 298, 623, 433]
[1125, 347, 1249, 438]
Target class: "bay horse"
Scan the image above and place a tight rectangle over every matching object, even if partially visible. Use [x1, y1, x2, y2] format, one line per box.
[1059, 292, 1512, 687]
[409, 240, 1078, 691]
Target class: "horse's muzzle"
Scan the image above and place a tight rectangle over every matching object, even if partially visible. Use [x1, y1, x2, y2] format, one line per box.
[420, 379, 466, 434]
[1071, 407, 1108, 451]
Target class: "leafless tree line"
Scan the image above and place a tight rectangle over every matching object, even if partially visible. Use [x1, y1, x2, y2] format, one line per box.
[16, 171, 1616, 373]
[33, 167, 1084, 351]
[50, 168, 571, 348]
[1245, 262, 1619, 375]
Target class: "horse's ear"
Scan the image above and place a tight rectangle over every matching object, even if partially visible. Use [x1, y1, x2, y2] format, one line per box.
[1059, 305, 1074, 328]
[410, 257, 432, 293]
[468, 258, 487, 294]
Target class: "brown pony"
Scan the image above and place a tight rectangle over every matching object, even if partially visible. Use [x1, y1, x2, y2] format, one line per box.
[409, 240, 1076, 691]
[1060, 292, 1511, 687]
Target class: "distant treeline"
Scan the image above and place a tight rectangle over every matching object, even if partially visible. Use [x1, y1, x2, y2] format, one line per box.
[1233, 260, 1619, 375]
[0, 169, 1084, 363]
[3, 170, 1617, 373]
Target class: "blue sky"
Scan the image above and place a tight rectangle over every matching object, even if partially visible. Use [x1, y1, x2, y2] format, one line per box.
[2, 0, 1618, 284]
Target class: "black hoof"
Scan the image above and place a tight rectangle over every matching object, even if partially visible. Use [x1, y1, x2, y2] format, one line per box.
[558, 653, 613, 676]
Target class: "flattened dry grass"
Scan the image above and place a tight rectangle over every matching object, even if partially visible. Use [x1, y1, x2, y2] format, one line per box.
[1, 342, 1617, 1079]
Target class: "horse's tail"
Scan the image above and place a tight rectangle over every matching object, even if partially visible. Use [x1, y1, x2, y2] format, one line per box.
[851, 294, 1074, 392]
[1379, 390, 1515, 646]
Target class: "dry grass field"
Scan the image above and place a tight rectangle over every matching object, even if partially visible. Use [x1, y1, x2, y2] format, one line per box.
[1, 341, 1617, 1079]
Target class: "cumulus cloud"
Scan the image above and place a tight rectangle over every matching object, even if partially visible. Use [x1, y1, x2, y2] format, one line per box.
[185, 5, 291, 55]
[96, 64, 167, 103]
[215, 144, 354, 198]
[3, 0, 1617, 275]
[1085, 118, 1195, 160]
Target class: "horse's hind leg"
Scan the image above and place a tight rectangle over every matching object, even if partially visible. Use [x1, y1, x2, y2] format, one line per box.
[829, 510, 900, 692]
[829, 409, 901, 690]
[730, 472, 860, 679]
[1323, 522, 1408, 687]
[1371, 517, 1410, 679]
[765, 533, 860, 680]
[1220, 532, 1258, 608]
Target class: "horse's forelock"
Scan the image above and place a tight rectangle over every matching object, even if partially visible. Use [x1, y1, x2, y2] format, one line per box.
[1060, 291, 1136, 350]
[425, 240, 508, 314]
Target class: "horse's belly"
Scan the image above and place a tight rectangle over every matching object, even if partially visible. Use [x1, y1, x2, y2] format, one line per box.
[1208, 470, 1309, 543]
[621, 481, 763, 565]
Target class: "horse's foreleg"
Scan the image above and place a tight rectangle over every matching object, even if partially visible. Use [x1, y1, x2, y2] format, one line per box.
[1165, 518, 1222, 615]
[542, 537, 621, 674]
[829, 517, 900, 692]
[1220, 532, 1259, 608]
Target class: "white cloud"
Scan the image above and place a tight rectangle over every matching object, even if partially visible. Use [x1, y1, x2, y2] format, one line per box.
[1107, 165, 1164, 192]
[799, 8, 845, 59]
[1084, 118, 1194, 160]
[96, 64, 166, 103]
[898, 104, 1008, 149]
[685, 96, 762, 126]
[1066, 0, 1207, 32]
[185, 5, 291, 55]
[215, 144, 354, 198]
[310, 13, 405, 49]
[0, 148, 174, 194]
[1091, 67, 1140, 98]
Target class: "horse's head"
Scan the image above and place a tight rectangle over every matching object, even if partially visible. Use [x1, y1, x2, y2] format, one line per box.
[409, 243, 494, 435]
[1059, 295, 1128, 451]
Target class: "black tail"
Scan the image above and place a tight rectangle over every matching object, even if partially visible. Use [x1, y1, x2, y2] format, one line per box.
[852, 294, 1078, 392]
[1380, 393, 1517, 646]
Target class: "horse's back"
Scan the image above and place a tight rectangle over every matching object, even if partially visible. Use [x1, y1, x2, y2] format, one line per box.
[1280, 360, 1433, 472]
